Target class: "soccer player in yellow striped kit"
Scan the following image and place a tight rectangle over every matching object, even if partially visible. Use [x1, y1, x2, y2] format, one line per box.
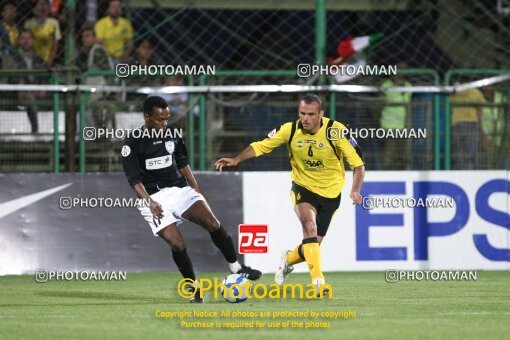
[215, 94, 365, 294]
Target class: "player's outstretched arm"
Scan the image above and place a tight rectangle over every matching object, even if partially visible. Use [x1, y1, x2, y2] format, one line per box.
[215, 145, 256, 171]
[350, 165, 365, 205]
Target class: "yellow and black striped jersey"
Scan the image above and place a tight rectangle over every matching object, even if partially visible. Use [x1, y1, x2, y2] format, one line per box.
[250, 117, 364, 198]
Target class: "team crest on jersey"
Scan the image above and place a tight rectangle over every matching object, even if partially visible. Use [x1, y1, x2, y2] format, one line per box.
[267, 128, 277, 138]
[296, 140, 303, 147]
[121, 145, 131, 157]
[165, 141, 175, 154]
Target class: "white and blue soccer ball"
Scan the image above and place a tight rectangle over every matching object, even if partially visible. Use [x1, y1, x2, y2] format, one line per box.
[220, 274, 250, 303]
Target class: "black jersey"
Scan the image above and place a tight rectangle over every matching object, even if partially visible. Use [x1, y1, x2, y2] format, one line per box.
[121, 125, 188, 194]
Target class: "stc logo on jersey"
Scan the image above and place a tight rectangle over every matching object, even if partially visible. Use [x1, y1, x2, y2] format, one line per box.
[356, 179, 510, 262]
[145, 155, 173, 170]
[238, 224, 269, 254]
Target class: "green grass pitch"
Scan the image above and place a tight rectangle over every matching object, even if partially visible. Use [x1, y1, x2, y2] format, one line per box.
[0, 271, 508, 339]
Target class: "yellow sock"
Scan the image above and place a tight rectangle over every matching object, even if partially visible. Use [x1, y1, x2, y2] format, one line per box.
[286, 244, 305, 266]
[302, 240, 324, 280]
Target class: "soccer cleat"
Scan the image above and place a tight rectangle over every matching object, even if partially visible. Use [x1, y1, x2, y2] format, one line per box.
[236, 264, 262, 280]
[275, 250, 294, 286]
[312, 277, 330, 298]
[189, 289, 204, 303]
[185, 281, 204, 303]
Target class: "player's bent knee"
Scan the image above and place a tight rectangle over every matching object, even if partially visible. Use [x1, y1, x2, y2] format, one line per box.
[164, 236, 186, 252]
[169, 242, 186, 252]
[158, 227, 186, 251]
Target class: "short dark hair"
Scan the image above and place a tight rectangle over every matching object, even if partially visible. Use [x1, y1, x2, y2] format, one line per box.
[143, 96, 168, 116]
[80, 23, 95, 36]
[137, 39, 152, 48]
[300, 94, 323, 111]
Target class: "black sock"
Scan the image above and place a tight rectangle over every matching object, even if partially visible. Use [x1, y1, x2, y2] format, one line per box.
[210, 226, 238, 263]
[172, 248, 196, 281]
[298, 244, 305, 260]
[302, 237, 318, 244]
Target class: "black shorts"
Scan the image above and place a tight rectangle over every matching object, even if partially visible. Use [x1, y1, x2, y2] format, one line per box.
[290, 182, 341, 237]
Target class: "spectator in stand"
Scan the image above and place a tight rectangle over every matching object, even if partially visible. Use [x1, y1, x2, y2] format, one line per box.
[0, 2, 19, 55]
[24, 0, 61, 67]
[481, 85, 507, 168]
[128, 39, 162, 66]
[9, 30, 48, 133]
[76, 23, 116, 128]
[450, 87, 485, 169]
[76, 23, 113, 73]
[94, 0, 134, 62]
[126, 39, 163, 86]
[379, 63, 412, 169]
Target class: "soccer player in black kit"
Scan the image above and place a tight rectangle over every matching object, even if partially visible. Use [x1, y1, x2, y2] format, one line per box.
[121, 96, 261, 303]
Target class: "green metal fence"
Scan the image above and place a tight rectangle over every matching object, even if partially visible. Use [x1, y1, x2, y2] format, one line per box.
[445, 69, 510, 170]
[3, 67, 510, 172]
[0, 71, 61, 172]
[1, 68, 509, 172]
